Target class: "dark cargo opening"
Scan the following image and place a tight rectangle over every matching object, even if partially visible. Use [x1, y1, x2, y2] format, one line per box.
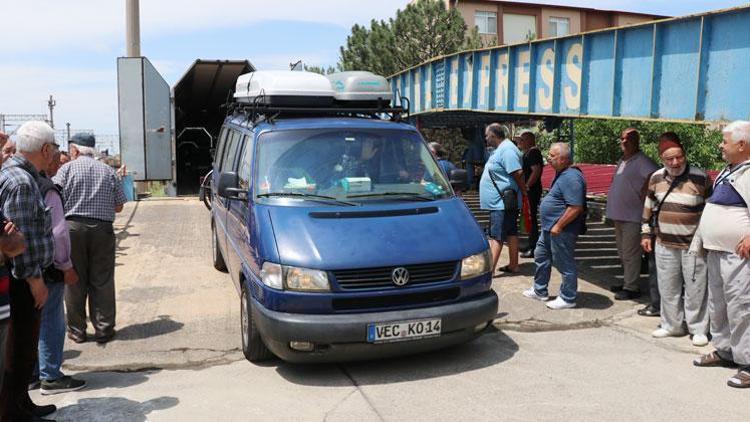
[173, 59, 254, 195]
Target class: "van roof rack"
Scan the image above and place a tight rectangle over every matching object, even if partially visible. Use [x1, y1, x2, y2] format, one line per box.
[225, 96, 410, 126]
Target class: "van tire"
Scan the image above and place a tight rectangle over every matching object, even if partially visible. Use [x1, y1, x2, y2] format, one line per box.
[241, 285, 274, 362]
[212, 223, 227, 272]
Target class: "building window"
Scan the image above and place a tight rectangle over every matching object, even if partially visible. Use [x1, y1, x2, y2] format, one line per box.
[503, 13, 537, 44]
[475, 11, 497, 35]
[549, 16, 570, 37]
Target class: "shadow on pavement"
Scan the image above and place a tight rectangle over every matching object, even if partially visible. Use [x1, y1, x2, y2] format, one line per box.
[72, 370, 157, 392]
[275, 328, 518, 386]
[55, 396, 178, 422]
[568, 291, 613, 310]
[115, 316, 185, 341]
[63, 349, 82, 360]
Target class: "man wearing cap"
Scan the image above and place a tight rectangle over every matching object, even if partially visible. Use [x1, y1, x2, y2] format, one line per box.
[641, 132, 711, 347]
[53, 133, 126, 344]
[607, 128, 659, 301]
[0, 120, 58, 420]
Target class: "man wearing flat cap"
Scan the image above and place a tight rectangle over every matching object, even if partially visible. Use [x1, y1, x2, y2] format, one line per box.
[53, 133, 126, 344]
[641, 132, 711, 347]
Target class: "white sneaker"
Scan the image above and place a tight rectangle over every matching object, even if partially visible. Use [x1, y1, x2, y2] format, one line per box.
[522, 288, 550, 302]
[652, 328, 685, 338]
[546, 296, 576, 310]
[692, 334, 709, 347]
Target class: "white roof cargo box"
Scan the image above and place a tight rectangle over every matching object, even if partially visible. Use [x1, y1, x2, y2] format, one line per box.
[327, 71, 392, 105]
[234, 70, 335, 106]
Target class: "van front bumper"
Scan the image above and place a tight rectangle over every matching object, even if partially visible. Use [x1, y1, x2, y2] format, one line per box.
[251, 291, 498, 363]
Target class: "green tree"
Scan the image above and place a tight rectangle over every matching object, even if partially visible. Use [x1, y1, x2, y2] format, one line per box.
[537, 119, 724, 170]
[339, 0, 483, 76]
[303, 64, 336, 75]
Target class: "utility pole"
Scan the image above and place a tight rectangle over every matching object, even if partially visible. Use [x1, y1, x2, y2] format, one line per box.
[66, 122, 71, 142]
[47, 95, 56, 128]
[126, 0, 141, 57]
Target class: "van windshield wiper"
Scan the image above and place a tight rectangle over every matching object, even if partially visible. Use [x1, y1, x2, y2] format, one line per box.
[346, 192, 436, 201]
[256, 192, 357, 206]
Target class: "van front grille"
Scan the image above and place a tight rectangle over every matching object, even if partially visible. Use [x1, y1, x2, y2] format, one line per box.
[332, 287, 460, 311]
[332, 261, 458, 290]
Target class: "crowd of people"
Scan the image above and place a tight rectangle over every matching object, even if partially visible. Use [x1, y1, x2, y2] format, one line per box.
[471, 121, 750, 390]
[0, 121, 126, 421]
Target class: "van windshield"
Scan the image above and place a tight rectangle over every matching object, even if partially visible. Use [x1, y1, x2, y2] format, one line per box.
[254, 129, 452, 202]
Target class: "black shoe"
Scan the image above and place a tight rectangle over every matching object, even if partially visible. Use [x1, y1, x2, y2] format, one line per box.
[609, 284, 624, 293]
[614, 289, 641, 300]
[67, 331, 87, 344]
[29, 378, 41, 390]
[95, 330, 116, 344]
[520, 250, 534, 258]
[41, 375, 87, 395]
[29, 403, 57, 417]
[637, 305, 660, 317]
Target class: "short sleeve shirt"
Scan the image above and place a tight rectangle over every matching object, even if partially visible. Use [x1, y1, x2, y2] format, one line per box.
[606, 151, 658, 223]
[540, 168, 586, 234]
[479, 140, 522, 210]
[523, 147, 544, 195]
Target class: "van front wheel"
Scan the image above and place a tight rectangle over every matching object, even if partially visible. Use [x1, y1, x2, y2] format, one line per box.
[212, 223, 227, 272]
[241, 286, 273, 362]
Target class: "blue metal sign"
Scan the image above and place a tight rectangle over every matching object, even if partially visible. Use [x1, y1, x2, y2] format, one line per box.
[389, 5, 750, 123]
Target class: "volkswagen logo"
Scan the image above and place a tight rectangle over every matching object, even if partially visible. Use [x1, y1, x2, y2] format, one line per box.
[391, 267, 410, 286]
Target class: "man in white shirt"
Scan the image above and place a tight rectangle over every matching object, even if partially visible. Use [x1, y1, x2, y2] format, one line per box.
[692, 120, 750, 389]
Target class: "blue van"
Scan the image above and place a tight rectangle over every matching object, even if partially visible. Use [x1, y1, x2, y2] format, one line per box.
[209, 71, 497, 363]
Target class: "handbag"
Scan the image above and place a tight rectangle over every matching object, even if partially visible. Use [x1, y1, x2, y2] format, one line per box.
[487, 170, 519, 212]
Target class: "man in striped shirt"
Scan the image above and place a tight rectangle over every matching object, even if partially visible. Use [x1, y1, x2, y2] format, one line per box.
[641, 132, 712, 347]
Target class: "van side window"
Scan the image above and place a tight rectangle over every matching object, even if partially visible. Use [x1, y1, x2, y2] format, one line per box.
[214, 127, 228, 167]
[220, 130, 241, 173]
[238, 136, 254, 190]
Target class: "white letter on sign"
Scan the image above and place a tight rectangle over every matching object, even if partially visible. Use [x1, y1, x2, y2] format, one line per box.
[538, 48, 555, 110]
[564, 43, 582, 110]
[516, 50, 530, 109]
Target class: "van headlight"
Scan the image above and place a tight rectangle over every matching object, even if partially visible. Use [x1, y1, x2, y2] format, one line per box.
[285, 266, 330, 292]
[261, 262, 330, 292]
[261, 262, 284, 289]
[460, 250, 491, 280]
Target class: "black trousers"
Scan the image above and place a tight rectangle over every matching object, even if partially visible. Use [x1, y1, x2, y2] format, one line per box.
[65, 218, 117, 339]
[0, 278, 41, 420]
[527, 190, 541, 250]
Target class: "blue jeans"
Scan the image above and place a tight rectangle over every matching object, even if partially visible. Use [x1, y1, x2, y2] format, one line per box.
[37, 282, 66, 381]
[533, 230, 579, 303]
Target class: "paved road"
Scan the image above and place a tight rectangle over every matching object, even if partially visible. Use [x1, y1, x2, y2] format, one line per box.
[32, 199, 749, 421]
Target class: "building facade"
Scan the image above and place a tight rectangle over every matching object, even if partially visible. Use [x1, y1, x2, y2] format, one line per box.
[422, 0, 667, 45]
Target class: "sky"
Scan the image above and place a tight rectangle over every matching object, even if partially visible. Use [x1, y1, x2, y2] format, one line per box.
[0, 0, 745, 141]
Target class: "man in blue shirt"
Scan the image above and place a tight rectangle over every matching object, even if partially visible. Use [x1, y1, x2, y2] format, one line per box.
[479, 124, 527, 274]
[523, 143, 586, 309]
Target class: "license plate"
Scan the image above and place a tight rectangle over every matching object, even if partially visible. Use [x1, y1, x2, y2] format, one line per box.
[367, 319, 442, 343]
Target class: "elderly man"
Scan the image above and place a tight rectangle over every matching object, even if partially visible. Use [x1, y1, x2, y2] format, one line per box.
[607, 128, 659, 301]
[523, 143, 586, 309]
[692, 120, 750, 389]
[30, 150, 85, 395]
[2, 138, 16, 163]
[518, 131, 544, 258]
[480, 123, 527, 274]
[54, 133, 126, 344]
[641, 133, 711, 347]
[0, 121, 58, 420]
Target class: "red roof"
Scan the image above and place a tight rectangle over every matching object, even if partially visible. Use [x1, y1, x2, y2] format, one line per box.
[541, 164, 720, 196]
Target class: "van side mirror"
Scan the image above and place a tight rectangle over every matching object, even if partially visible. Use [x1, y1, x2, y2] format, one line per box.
[449, 169, 468, 192]
[218, 172, 245, 199]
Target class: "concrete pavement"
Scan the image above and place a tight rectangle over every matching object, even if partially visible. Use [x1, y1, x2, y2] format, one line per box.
[31, 199, 749, 421]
